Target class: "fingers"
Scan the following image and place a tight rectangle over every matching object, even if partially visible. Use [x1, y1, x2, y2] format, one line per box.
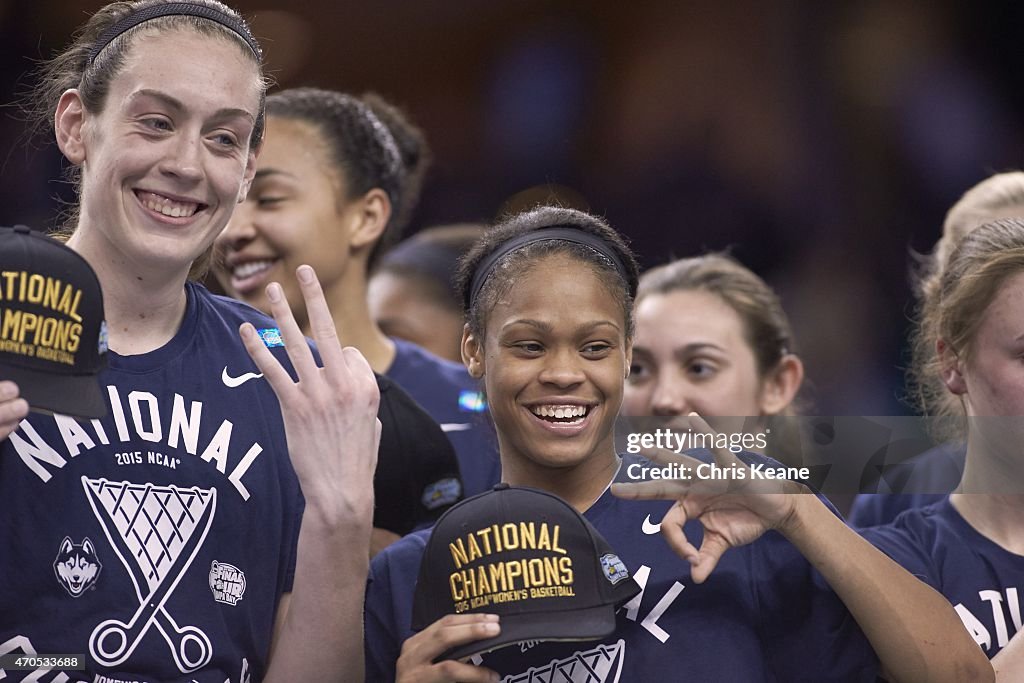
[0, 381, 29, 441]
[397, 614, 501, 683]
[403, 614, 500, 660]
[342, 345, 379, 402]
[659, 503, 700, 566]
[239, 323, 297, 400]
[691, 533, 730, 584]
[422, 659, 500, 683]
[611, 480, 689, 502]
[638, 445, 704, 470]
[684, 413, 743, 470]
[240, 266, 379, 401]
[295, 265, 346, 373]
[264, 280, 319, 382]
[655, 503, 729, 583]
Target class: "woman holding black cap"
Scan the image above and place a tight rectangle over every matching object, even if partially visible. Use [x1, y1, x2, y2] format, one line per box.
[364, 205, 991, 682]
[0, 1, 378, 681]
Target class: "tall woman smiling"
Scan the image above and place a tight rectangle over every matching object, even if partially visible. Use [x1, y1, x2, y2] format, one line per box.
[0, 2, 378, 680]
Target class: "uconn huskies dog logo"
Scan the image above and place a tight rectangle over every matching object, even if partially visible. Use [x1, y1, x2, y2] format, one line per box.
[54, 536, 102, 596]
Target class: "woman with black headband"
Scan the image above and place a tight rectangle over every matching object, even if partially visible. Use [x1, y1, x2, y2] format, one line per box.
[0, 2, 378, 680]
[364, 205, 990, 681]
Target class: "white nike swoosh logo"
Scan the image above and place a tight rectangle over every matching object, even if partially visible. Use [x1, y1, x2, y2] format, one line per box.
[642, 514, 662, 535]
[222, 366, 264, 388]
[440, 423, 473, 432]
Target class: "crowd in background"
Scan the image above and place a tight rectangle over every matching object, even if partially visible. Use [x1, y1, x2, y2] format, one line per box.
[4, 0, 1024, 417]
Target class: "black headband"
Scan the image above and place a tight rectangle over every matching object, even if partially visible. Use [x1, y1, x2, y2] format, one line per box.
[467, 227, 633, 309]
[88, 2, 261, 65]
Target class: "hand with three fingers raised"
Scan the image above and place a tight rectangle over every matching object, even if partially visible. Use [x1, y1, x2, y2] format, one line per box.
[242, 265, 380, 681]
[240, 264, 381, 523]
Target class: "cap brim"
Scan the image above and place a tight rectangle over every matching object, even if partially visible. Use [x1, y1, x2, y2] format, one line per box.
[438, 602, 619, 663]
[5, 364, 108, 419]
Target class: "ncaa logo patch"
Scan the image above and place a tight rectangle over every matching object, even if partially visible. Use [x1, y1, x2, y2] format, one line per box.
[458, 390, 486, 413]
[422, 477, 462, 510]
[600, 553, 629, 585]
[257, 327, 284, 348]
[97, 321, 109, 354]
[210, 560, 247, 606]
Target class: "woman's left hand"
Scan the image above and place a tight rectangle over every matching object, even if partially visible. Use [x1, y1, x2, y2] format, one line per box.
[240, 265, 380, 520]
[611, 413, 806, 582]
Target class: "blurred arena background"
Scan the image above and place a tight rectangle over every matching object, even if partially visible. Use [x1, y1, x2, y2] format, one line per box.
[2, 0, 1022, 416]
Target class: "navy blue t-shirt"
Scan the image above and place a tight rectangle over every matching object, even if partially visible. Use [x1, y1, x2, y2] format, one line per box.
[848, 443, 965, 528]
[0, 284, 302, 682]
[863, 497, 1024, 658]
[365, 453, 879, 682]
[386, 337, 500, 497]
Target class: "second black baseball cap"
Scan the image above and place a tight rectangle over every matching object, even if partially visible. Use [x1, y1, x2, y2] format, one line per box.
[412, 484, 640, 661]
[0, 226, 108, 418]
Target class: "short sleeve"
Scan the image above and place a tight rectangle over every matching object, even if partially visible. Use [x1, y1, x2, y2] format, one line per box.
[755, 526, 881, 680]
[859, 521, 938, 592]
[848, 493, 950, 529]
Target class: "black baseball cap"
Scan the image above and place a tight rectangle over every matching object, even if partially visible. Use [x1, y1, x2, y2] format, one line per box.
[412, 484, 640, 661]
[374, 374, 463, 535]
[0, 226, 108, 418]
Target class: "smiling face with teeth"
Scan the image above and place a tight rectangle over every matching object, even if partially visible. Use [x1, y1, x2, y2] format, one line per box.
[58, 29, 262, 280]
[212, 116, 371, 330]
[463, 253, 631, 482]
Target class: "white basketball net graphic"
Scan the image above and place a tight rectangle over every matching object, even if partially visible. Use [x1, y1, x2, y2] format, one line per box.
[82, 477, 217, 674]
[505, 639, 625, 683]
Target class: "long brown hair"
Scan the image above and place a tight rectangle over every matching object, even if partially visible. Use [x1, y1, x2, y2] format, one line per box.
[909, 218, 1024, 439]
[636, 253, 801, 416]
[27, 0, 267, 281]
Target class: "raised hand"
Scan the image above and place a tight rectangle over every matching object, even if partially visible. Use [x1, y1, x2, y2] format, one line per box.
[0, 381, 29, 441]
[612, 413, 805, 582]
[245, 265, 382, 681]
[618, 414, 994, 682]
[240, 264, 380, 519]
[396, 614, 501, 683]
